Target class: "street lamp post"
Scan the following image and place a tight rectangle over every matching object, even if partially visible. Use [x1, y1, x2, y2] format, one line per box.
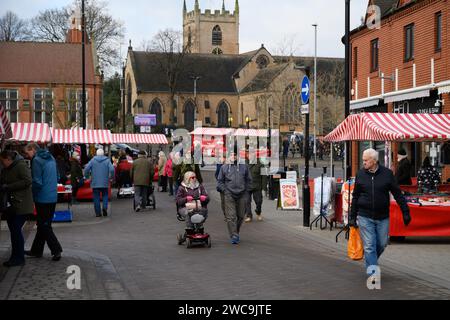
[345, 0, 352, 180]
[245, 115, 250, 129]
[312, 23, 318, 168]
[81, 0, 86, 129]
[228, 116, 233, 128]
[191, 75, 201, 123]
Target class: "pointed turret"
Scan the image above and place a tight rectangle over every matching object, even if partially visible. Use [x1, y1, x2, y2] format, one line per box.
[195, 0, 200, 12]
[222, 0, 226, 13]
[183, 0, 187, 15]
[235, 0, 239, 15]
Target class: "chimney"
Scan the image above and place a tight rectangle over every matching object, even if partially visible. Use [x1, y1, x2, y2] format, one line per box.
[66, 8, 89, 44]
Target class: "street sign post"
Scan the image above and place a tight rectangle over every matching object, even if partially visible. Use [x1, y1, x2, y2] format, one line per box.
[301, 73, 311, 227]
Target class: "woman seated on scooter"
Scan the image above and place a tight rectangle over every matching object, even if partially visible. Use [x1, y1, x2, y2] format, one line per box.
[176, 171, 209, 229]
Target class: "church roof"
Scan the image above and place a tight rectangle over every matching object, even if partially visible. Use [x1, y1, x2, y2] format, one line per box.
[130, 51, 248, 94]
[240, 63, 289, 94]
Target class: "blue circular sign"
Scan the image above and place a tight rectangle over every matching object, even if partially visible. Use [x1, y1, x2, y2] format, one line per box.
[301, 76, 310, 105]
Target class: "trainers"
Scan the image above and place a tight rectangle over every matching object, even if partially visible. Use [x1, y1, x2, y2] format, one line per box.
[231, 235, 240, 245]
[245, 217, 252, 223]
[135, 205, 141, 212]
[257, 215, 263, 222]
[102, 209, 108, 217]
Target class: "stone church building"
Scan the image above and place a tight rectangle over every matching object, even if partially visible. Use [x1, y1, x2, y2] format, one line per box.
[121, 0, 344, 134]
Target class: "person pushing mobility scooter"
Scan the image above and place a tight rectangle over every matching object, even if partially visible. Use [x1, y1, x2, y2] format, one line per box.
[176, 171, 211, 248]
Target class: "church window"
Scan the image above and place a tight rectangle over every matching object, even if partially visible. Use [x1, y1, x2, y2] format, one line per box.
[256, 55, 270, 69]
[212, 25, 222, 46]
[212, 47, 223, 55]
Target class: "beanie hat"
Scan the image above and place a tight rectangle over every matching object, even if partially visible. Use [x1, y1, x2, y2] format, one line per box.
[398, 149, 407, 156]
[96, 149, 105, 157]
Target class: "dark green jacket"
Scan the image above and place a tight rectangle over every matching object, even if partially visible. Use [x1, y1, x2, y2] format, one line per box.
[0, 153, 34, 215]
[249, 163, 268, 192]
[70, 158, 83, 185]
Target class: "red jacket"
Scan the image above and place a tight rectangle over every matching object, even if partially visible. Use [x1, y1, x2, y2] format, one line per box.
[115, 160, 132, 181]
[163, 159, 173, 177]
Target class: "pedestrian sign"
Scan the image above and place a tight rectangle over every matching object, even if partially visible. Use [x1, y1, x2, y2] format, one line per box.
[301, 76, 310, 105]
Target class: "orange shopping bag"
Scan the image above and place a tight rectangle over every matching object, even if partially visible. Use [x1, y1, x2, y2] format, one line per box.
[347, 227, 364, 261]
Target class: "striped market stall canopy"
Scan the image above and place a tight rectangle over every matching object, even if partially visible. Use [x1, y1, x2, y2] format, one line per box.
[0, 103, 12, 140]
[52, 128, 113, 144]
[324, 113, 450, 142]
[234, 129, 269, 137]
[190, 128, 236, 136]
[112, 134, 168, 145]
[10, 123, 52, 143]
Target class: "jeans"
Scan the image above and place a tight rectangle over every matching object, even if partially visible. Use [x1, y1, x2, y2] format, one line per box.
[357, 216, 390, 273]
[245, 190, 263, 218]
[93, 188, 109, 216]
[31, 203, 63, 256]
[6, 214, 27, 264]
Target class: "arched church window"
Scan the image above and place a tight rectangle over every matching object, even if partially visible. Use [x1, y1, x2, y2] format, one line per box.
[149, 99, 163, 125]
[183, 100, 196, 132]
[212, 47, 223, 55]
[212, 25, 222, 46]
[256, 55, 270, 69]
[217, 100, 230, 128]
[126, 78, 132, 114]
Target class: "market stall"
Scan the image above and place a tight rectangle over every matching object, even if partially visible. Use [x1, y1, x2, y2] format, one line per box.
[51, 128, 114, 201]
[324, 112, 450, 237]
[0, 103, 12, 142]
[10, 122, 52, 144]
[233, 129, 271, 159]
[190, 128, 235, 161]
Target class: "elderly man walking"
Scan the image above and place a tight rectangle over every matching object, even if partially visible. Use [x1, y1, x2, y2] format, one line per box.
[349, 148, 411, 275]
[131, 150, 154, 212]
[217, 150, 252, 245]
[84, 149, 115, 217]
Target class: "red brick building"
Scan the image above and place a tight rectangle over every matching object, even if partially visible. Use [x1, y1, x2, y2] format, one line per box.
[350, 0, 450, 181]
[0, 25, 103, 130]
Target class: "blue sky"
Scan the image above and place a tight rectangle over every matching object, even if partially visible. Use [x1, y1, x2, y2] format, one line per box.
[2, 0, 369, 60]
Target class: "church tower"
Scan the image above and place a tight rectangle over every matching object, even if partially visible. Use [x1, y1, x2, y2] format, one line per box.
[183, 0, 239, 55]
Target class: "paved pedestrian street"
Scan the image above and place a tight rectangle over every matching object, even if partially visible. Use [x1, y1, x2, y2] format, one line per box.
[1, 171, 450, 300]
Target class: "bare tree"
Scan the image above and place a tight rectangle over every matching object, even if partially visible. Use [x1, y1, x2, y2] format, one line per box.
[30, 0, 125, 71]
[0, 11, 30, 41]
[274, 34, 303, 57]
[145, 29, 190, 125]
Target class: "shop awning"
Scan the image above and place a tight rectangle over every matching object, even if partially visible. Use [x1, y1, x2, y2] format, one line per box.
[350, 97, 381, 111]
[191, 128, 235, 136]
[234, 129, 269, 137]
[384, 87, 431, 104]
[324, 113, 450, 142]
[10, 123, 52, 143]
[0, 103, 12, 140]
[112, 134, 168, 145]
[52, 128, 113, 144]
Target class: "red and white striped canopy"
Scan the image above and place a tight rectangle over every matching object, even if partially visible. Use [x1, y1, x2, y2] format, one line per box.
[0, 103, 12, 140]
[52, 129, 113, 144]
[324, 113, 450, 142]
[112, 134, 168, 145]
[10, 123, 52, 143]
[191, 128, 235, 136]
[234, 129, 269, 137]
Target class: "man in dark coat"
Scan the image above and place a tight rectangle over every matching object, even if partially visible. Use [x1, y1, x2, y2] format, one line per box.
[350, 148, 411, 275]
[0, 150, 33, 267]
[395, 149, 412, 186]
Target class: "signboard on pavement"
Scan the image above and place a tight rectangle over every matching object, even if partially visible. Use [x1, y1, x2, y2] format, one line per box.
[280, 179, 300, 210]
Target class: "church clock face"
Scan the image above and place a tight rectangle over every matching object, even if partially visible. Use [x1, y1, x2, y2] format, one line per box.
[256, 54, 270, 69]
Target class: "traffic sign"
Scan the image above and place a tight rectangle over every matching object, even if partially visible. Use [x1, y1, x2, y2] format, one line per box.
[301, 104, 310, 115]
[301, 76, 310, 105]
